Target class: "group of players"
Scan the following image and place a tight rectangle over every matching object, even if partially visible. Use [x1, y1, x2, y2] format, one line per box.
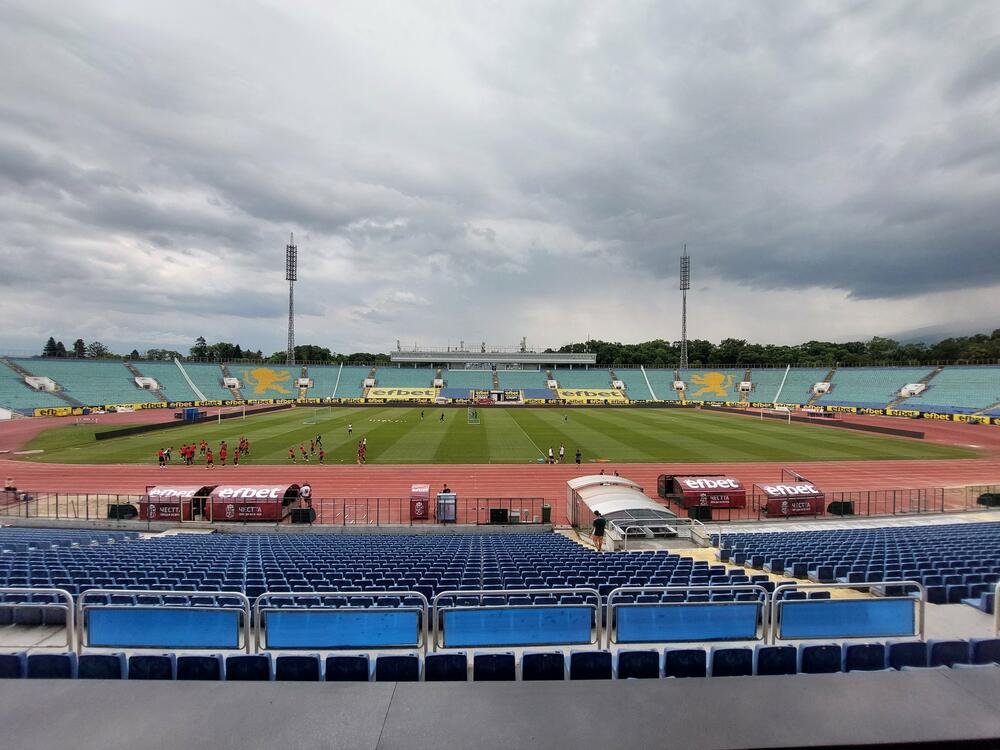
[156, 437, 252, 468]
[287, 435, 325, 464]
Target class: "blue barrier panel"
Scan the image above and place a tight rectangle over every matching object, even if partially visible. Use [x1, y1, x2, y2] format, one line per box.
[87, 608, 240, 649]
[442, 606, 592, 648]
[616, 603, 759, 643]
[265, 609, 420, 649]
[779, 598, 915, 639]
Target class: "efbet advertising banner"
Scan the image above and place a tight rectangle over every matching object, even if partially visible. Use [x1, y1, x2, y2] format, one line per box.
[365, 387, 439, 403]
[33, 406, 73, 417]
[556, 388, 628, 404]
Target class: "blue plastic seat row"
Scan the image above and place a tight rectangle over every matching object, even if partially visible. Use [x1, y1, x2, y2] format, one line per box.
[2, 639, 997, 681]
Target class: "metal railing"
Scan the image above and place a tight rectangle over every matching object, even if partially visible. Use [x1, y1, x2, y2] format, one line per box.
[430, 587, 602, 651]
[604, 584, 771, 648]
[0, 586, 75, 650]
[769, 581, 925, 644]
[609, 518, 705, 550]
[76, 589, 253, 653]
[253, 590, 429, 653]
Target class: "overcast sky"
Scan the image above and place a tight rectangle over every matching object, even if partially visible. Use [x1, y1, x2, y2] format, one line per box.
[1, 1, 998, 356]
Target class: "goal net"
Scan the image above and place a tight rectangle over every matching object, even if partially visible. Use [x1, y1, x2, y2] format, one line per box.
[467, 407, 480, 425]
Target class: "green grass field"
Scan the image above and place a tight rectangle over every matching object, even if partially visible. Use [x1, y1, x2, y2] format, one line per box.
[17, 406, 978, 465]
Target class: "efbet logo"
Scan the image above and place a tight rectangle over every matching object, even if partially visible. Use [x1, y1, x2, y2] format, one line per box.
[689, 372, 733, 398]
[242, 368, 292, 395]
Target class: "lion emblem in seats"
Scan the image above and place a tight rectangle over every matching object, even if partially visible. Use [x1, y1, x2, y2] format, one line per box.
[689, 372, 733, 398]
[242, 367, 292, 395]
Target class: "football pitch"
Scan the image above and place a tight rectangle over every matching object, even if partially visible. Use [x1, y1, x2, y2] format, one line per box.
[19, 406, 977, 465]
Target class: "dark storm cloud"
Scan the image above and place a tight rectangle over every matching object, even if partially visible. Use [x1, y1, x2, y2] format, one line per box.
[1, 0, 999, 353]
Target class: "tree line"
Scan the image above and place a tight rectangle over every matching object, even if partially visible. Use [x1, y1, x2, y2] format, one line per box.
[551, 330, 1000, 367]
[38, 329, 1000, 366]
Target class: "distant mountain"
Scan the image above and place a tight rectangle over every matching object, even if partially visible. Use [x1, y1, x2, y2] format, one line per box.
[882, 323, 998, 346]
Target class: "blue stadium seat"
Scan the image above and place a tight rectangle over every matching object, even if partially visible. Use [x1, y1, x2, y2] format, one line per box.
[78, 653, 125, 680]
[928, 640, 970, 668]
[473, 653, 516, 682]
[0, 652, 26, 678]
[570, 650, 613, 680]
[521, 651, 566, 681]
[754, 645, 797, 676]
[617, 650, 660, 679]
[176, 655, 223, 681]
[844, 643, 886, 672]
[710, 647, 753, 677]
[375, 654, 421, 682]
[970, 638, 1000, 665]
[425, 653, 468, 682]
[888, 641, 928, 670]
[128, 654, 175, 680]
[799, 644, 842, 674]
[275, 655, 320, 682]
[664, 648, 707, 679]
[226, 655, 272, 681]
[26, 652, 76, 679]
[325, 655, 370, 682]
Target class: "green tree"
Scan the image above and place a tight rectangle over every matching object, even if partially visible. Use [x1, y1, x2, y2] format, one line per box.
[55, 341, 67, 357]
[42, 337, 59, 357]
[190, 336, 209, 358]
[72, 338, 86, 358]
[86, 341, 110, 358]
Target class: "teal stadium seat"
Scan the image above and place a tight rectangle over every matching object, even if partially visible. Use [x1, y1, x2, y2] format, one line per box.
[134, 361, 200, 402]
[495, 370, 545, 389]
[444, 369, 493, 389]
[376, 367, 435, 388]
[333, 366, 372, 398]
[751, 367, 829, 406]
[679, 369, 744, 403]
[615, 369, 654, 401]
[905, 366, 1000, 411]
[178, 362, 235, 401]
[0, 363, 68, 412]
[13, 359, 161, 407]
[816, 367, 934, 408]
[642, 369, 681, 401]
[551, 369, 612, 388]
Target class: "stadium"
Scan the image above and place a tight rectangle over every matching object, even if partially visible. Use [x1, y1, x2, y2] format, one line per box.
[3, 4, 1000, 750]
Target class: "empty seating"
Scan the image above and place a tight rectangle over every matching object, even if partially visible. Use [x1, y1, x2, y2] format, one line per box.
[664, 648, 706, 678]
[473, 653, 516, 681]
[522, 652, 565, 681]
[177, 654, 223, 681]
[569, 650, 612, 680]
[225, 655, 272, 681]
[425, 653, 468, 682]
[816, 367, 934, 409]
[275, 655, 321, 682]
[11, 358, 161, 407]
[325, 655, 370, 682]
[128, 654, 174, 680]
[375, 654, 421, 682]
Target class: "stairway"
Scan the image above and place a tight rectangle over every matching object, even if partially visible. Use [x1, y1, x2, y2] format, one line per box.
[545, 369, 555, 388]
[741, 367, 752, 403]
[673, 368, 685, 404]
[220, 363, 243, 400]
[492, 369, 500, 389]
[435, 367, 443, 386]
[124, 361, 168, 402]
[0, 357, 84, 408]
[888, 365, 944, 409]
[298, 365, 309, 399]
[806, 366, 837, 407]
[972, 400, 1000, 417]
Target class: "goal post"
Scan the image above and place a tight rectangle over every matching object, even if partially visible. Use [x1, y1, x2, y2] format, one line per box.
[218, 404, 246, 423]
[467, 406, 480, 425]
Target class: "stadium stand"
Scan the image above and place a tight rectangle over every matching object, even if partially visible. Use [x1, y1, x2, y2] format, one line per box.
[0, 364, 67, 412]
[714, 521, 1000, 606]
[615, 369, 654, 401]
[679, 369, 743, 402]
[551, 369, 611, 388]
[376, 367, 435, 388]
[335, 366, 371, 398]
[303, 364, 340, 397]
[643, 369, 682, 401]
[815, 367, 935, 408]
[746, 369, 788, 403]
[764, 367, 829, 405]
[133, 362, 200, 402]
[178, 363, 234, 401]
[11, 359, 160, 406]
[905, 365, 1000, 412]
[496, 370, 546, 389]
[444, 369, 493, 389]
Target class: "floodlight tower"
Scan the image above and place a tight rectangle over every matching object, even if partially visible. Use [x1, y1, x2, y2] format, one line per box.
[285, 233, 298, 366]
[679, 246, 690, 370]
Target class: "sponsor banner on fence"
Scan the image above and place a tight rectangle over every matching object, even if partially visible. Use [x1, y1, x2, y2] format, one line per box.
[556, 388, 628, 404]
[886, 409, 921, 418]
[33, 406, 73, 417]
[365, 387, 440, 403]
